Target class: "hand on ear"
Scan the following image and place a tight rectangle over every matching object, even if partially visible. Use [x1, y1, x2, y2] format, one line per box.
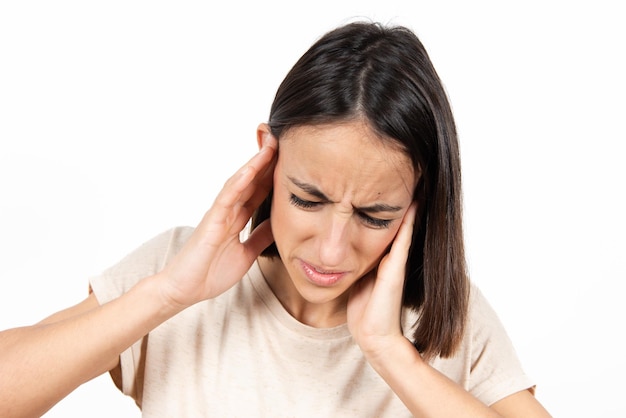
[257, 123, 278, 152]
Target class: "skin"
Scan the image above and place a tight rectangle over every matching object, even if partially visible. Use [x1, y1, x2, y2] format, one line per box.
[0, 134, 278, 417]
[0, 121, 551, 417]
[256, 121, 550, 417]
[258, 120, 416, 328]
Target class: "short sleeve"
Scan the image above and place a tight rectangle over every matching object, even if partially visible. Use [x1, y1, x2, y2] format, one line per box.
[466, 285, 535, 406]
[89, 226, 194, 404]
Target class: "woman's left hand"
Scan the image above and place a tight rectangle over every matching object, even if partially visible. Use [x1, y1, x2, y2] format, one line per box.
[347, 202, 418, 361]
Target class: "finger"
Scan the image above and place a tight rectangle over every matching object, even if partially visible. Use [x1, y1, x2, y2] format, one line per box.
[372, 202, 418, 299]
[204, 144, 277, 227]
[239, 149, 277, 212]
[227, 143, 276, 203]
[386, 201, 417, 266]
[241, 219, 274, 263]
[222, 137, 277, 210]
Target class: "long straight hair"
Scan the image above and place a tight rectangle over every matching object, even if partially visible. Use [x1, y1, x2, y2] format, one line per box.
[252, 22, 469, 359]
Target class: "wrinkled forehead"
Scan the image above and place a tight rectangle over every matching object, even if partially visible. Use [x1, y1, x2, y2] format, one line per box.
[277, 122, 417, 199]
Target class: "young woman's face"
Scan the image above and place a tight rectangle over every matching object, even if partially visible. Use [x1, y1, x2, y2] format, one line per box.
[269, 121, 417, 307]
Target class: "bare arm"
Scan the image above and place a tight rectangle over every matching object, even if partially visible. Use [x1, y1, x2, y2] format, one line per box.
[491, 390, 552, 417]
[366, 336, 551, 417]
[0, 276, 182, 418]
[347, 204, 552, 417]
[0, 132, 277, 418]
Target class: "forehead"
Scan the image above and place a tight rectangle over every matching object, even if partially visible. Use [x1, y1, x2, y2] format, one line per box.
[278, 122, 416, 199]
[279, 121, 411, 162]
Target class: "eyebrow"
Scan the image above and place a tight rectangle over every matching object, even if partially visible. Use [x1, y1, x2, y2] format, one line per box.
[288, 177, 403, 213]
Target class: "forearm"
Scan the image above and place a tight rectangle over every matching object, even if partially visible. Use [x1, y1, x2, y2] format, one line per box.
[367, 337, 501, 418]
[0, 273, 182, 418]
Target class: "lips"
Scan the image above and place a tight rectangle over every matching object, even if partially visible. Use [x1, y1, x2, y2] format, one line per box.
[299, 260, 347, 287]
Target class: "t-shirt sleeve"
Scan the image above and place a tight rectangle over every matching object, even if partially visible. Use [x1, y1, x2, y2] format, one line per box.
[89, 226, 195, 404]
[466, 285, 536, 406]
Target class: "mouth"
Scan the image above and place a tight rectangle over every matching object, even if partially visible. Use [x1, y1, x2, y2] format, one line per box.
[299, 260, 347, 287]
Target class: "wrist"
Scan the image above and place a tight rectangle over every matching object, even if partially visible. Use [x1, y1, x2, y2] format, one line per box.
[131, 273, 189, 321]
[361, 335, 425, 375]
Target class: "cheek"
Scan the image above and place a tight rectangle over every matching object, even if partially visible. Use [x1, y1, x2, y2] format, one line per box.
[356, 218, 406, 268]
[269, 186, 302, 244]
[360, 228, 399, 259]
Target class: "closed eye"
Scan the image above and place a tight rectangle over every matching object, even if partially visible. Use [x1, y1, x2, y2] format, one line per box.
[290, 193, 321, 209]
[357, 212, 393, 229]
[290, 192, 393, 229]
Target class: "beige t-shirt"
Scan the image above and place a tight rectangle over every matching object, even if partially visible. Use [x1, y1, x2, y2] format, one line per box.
[90, 227, 534, 417]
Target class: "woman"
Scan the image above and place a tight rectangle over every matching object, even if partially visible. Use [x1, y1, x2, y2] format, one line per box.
[0, 22, 551, 417]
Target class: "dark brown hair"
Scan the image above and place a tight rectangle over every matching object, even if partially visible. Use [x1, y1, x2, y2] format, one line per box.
[251, 22, 469, 359]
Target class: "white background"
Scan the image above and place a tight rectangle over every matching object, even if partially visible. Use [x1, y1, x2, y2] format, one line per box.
[1, 1, 624, 416]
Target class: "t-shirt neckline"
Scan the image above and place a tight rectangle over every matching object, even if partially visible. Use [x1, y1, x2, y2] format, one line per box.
[246, 260, 352, 341]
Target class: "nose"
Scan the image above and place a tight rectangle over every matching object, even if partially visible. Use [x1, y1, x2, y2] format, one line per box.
[317, 211, 352, 268]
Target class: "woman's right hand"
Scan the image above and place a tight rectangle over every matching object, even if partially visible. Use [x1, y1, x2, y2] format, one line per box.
[0, 131, 277, 418]
[157, 132, 277, 310]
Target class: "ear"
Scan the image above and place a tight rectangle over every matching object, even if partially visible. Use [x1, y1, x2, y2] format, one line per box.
[256, 123, 274, 150]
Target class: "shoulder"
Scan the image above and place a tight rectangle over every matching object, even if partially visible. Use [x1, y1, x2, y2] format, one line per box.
[108, 226, 193, 274]
[90, 226, 195, 302]
[467, 283, 500, 329]
[463, 283, 535, 405]
[118, 226, 195, 268]
[400, 282, 500, 344]
[465, 283, 515, 349]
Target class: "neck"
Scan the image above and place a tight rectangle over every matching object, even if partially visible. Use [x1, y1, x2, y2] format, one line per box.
[257, 257, 348, 328]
